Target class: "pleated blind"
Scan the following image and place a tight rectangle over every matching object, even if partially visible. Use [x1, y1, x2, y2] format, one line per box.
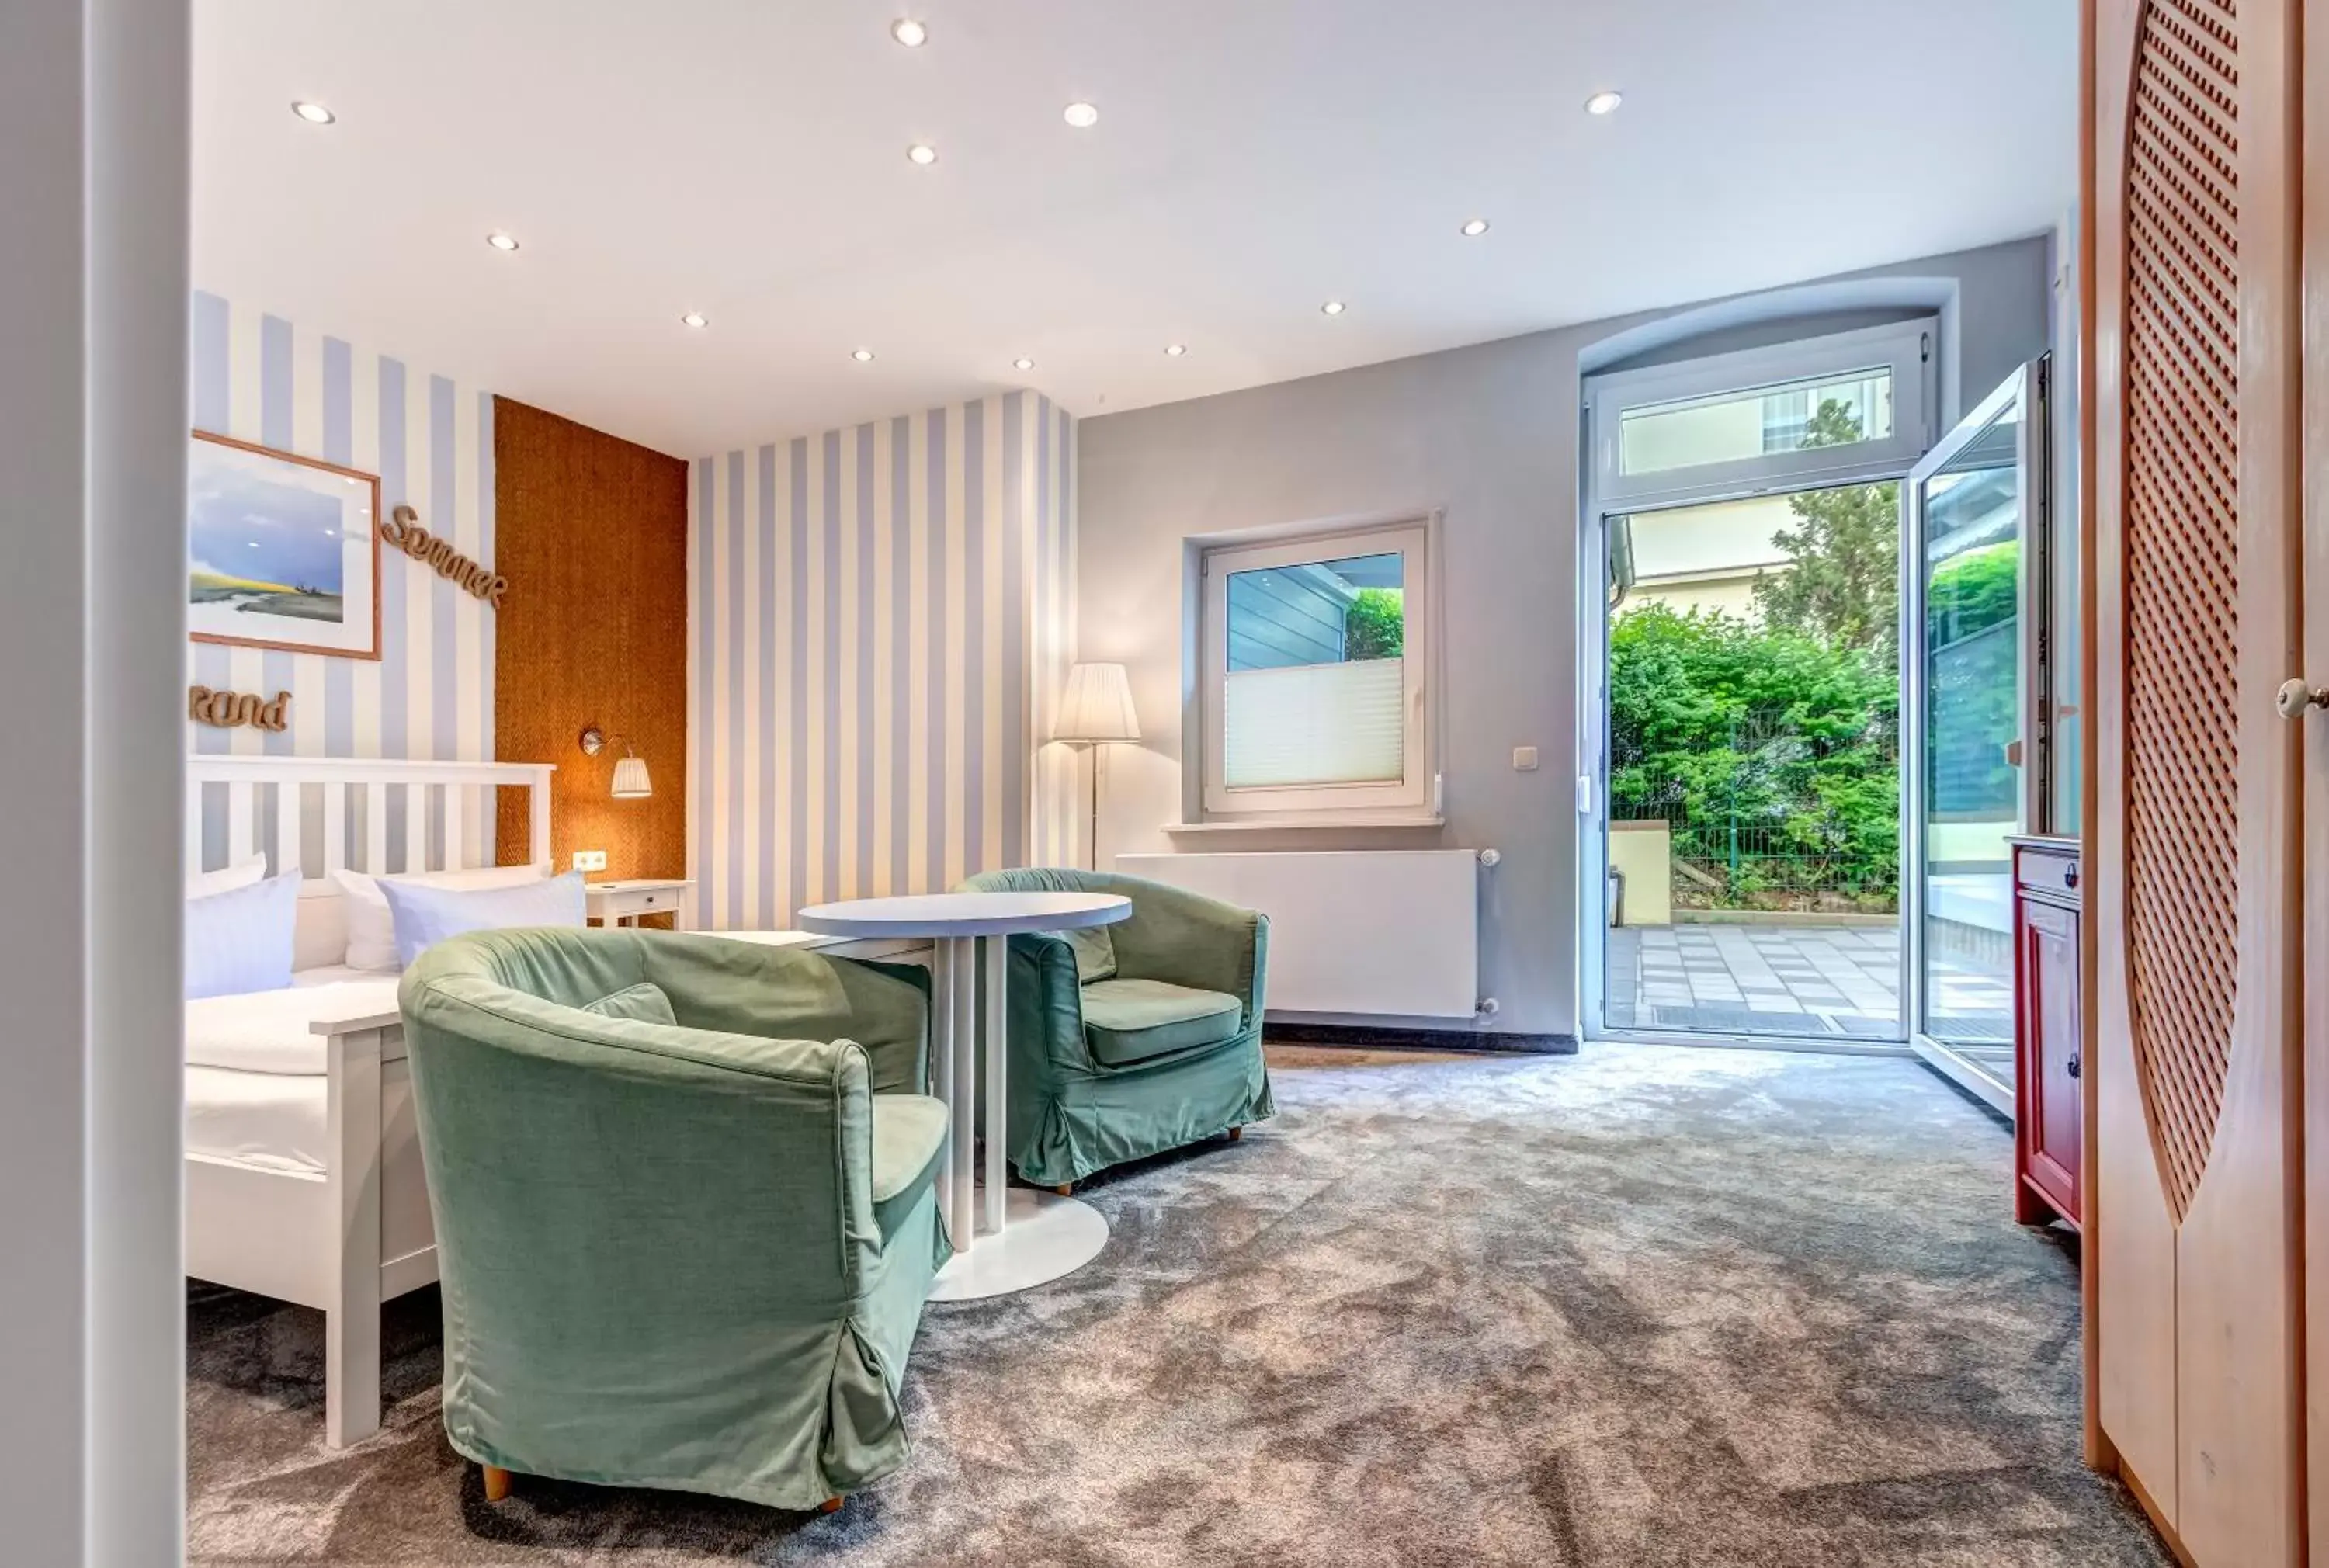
[1223, 658, 1405, 789]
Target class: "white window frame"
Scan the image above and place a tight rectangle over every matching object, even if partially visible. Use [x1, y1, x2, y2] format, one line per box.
[1199, 516, 1436, 820]
[1587, 319, 1938, 513]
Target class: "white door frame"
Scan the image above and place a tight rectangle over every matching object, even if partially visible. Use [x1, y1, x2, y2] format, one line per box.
[1578, 326, 1937, 1051]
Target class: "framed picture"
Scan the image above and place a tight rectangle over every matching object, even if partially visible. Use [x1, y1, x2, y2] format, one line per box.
[189, 431, 383, 660]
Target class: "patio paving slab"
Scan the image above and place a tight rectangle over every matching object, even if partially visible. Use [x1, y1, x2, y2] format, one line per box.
[1608, 919, 2012, 1042]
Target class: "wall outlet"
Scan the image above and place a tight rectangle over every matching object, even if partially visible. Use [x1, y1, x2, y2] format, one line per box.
[571, 849, 608, 873]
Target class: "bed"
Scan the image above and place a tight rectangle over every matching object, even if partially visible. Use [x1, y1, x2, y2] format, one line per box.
[184, 755, 554, 1448]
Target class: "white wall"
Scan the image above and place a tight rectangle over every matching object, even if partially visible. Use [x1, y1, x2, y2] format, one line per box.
[688, 393, 1078, 928]
[1, 0, 189, 1561]
[1077, 238, 2053, 1041]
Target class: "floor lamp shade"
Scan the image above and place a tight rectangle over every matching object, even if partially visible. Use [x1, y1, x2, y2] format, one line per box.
[1055, 663, 1137, 871]
[1053, 663, 1140, 744]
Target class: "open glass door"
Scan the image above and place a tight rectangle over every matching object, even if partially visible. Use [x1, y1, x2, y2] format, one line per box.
[1903, 359, 2051, 1112]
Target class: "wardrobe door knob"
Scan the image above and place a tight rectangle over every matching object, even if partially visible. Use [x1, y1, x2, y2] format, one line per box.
[2278, 677, 2328, 719]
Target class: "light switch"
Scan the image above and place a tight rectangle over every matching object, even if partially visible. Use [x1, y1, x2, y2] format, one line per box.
[572, 849, 608, 872]
[1512, 746, 1540, 772]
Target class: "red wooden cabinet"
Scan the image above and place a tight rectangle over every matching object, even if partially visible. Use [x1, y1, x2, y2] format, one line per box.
[2010, 837, 2081, 1229]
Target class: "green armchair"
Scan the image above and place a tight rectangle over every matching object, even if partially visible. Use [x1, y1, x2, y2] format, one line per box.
[398, 927, 951, 1513]
[958, 868, 1273, 1189]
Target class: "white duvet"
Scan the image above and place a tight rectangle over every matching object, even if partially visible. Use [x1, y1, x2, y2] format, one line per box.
[182, 968, 403, 1077]
[184, 969, 405, 1176]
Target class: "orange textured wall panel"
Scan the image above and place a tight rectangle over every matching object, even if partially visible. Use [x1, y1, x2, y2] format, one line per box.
[491, 397, 689, 907]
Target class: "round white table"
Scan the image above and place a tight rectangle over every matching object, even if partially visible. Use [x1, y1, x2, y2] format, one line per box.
[794, 891, 1132, 1300]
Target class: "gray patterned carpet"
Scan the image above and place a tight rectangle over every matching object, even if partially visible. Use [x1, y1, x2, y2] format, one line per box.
[187, 1043, 2168, 1566]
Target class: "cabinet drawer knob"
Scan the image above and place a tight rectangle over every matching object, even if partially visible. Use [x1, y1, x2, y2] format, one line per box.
[2062, 865, 2078, 890]
[2067, 1056, 2081, 1079]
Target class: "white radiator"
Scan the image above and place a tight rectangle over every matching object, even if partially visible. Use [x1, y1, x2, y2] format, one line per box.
[1116, 850, 1480, 1018]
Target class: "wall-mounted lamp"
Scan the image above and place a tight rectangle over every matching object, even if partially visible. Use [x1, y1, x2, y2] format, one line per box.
[1053, 662, 1140, 870]
[579, 727, 652, 799]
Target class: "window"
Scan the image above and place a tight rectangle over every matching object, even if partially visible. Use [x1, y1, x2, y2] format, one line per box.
[1591, 320, 1935, 511]
[1199, 520, 1434, 817]
[1623, 367, 1895, 475]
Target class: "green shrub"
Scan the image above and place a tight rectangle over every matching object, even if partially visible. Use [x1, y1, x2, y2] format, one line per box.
[1609, 602, 1899, 905]
[1929, 541, 2018, 646]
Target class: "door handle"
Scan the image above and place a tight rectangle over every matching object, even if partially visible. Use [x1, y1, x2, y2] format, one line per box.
[2278, 678, 2329, 719]
[2068, 1056, 2081, 1079]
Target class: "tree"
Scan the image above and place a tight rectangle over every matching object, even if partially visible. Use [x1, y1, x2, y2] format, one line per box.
[1750, 398, 1900, 658]
[1344, 587, 1404, 660]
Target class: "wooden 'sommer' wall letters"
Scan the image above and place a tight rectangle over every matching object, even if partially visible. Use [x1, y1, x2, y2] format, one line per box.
[381, 504, 507, 606]
[189, 685, 290, 732]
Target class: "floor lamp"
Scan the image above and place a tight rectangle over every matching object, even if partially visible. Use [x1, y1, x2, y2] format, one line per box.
[1053, 662, 1140, 870]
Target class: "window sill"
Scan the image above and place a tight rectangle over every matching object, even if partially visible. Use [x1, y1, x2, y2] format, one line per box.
[1163, 815, 1446, 834]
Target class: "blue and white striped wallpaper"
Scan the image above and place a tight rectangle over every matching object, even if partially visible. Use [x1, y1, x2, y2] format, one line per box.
[688, 392, 1078, 931]
[188, 291, 498, 867]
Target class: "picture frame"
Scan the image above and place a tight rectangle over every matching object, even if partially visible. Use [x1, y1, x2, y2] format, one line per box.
[189, 430, 384, 661]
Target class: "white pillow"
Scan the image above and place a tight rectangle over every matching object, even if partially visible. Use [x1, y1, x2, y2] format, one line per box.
[187, 855, 268, 900]
[331, 863, 551, 971]
[185, 869, 303, 1000]
[378, 871, 587, 970]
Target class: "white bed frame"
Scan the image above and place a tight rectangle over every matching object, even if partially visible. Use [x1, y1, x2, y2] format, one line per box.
[185, 755, 554, 1447]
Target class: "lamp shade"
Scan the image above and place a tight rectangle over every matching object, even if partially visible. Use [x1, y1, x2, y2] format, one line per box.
[1053, 661, 1140, 743]
[610, 755, 652, 799]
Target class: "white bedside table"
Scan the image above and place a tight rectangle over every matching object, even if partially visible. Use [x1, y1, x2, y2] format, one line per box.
[584, 879, 693, 929]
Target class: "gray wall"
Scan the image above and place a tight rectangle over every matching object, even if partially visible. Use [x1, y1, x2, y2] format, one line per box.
[2, 0, 190, 1559]
[1076, 236, 2053, 1040]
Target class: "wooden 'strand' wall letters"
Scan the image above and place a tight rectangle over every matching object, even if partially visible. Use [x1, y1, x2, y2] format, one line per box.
[189, 686, 290, 731]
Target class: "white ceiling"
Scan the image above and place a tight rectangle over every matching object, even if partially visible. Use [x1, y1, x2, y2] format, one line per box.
[194, 0, 2077, 458]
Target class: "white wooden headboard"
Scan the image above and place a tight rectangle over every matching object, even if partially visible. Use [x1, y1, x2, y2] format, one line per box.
[186, 756, 556, 883]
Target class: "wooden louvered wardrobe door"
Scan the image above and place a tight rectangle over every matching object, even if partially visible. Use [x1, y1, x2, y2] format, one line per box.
[2304, 0, 2329, 1558]
[2086, 0, 2304, 1563]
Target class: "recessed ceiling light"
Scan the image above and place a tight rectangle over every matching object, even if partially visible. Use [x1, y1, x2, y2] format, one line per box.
[680, 311, 708, 328]
[906, 143, 938, 165]
[1321, 300, 1347, 316]
[1013, 357, 1036, 371]
[890, 18, 928, 47]
[1584, 89, 1624, 116]
[290, 100, 336, 125]
[485, 231, 520, 252]
[1063, 101, 1099, 129]
[1460, 217, 1491, 237]
[852, 348, 876, 363]
[1164, 343, 1188, 357]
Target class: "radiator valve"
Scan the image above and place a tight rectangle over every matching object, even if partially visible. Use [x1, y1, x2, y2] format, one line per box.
[1477, 847, 1501, 868]
[1476, 997, 1501, 1019]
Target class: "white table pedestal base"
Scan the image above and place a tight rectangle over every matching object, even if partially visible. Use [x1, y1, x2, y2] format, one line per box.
[794, 894, 1133, 1302]
[929, 1185, 1109, 1301]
